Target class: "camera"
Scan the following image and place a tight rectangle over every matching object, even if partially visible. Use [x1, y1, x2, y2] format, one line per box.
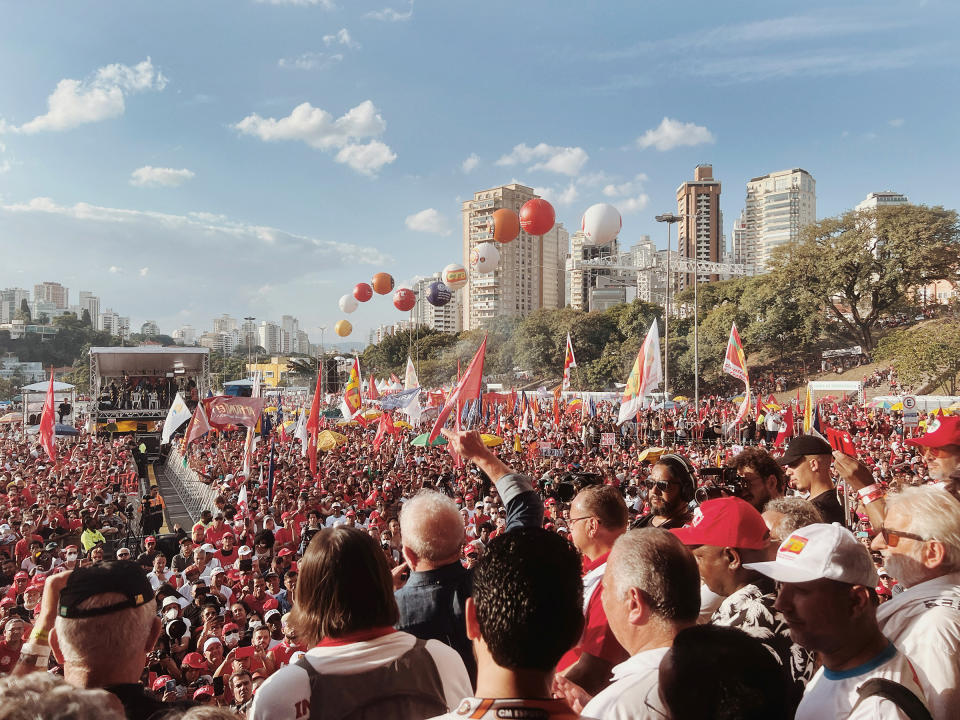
[694, 467, 742, 504]
[554, 472, 602, 504]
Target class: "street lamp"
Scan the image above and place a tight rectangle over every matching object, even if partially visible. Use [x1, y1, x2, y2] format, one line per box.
[655, 213, 682, 402]
[244, 316, 255, 378]
[317, 325, 326, 396]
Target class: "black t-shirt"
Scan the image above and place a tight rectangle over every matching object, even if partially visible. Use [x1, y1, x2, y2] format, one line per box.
[811, 489, 846, 526]
[631, 508, 693, 531]
[105, 683, 194, 720]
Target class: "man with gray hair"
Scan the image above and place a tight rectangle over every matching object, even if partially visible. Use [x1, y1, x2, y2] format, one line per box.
[762, 496, 823, 546]
[394, 428, 543, 683]
[0, 672, 126, 720]
[872, 485, 960, 719]
[555, 528, 699, 718]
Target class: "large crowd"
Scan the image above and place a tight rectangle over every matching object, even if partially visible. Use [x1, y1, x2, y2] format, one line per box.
[0, 388, 958, 720]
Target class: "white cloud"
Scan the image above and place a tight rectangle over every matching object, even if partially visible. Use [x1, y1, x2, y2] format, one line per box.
[635, 117, 714, 151]
[889, 117, 905, 127]
[255, 0, 335, 7]
[130, 166, 195, 187]
[108, 265, 123, 274]
[405, 208, 451, 235]
[365, 1, 414, 21]
[2, 58, 167, 134]
[278, 52, 343, 70]
[0, 142, 10, 175]
[601, 173, 650, 214]
[533, 182, 579, 207]
[323, 28, 359, 49]
[234, 100, 396, 175]
[461, 153, 479, 173]
[139, 267, 149, 277]
[495, 143, 589, 176]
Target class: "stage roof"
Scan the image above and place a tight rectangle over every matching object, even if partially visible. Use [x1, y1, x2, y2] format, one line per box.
[90, 346, 209, 375]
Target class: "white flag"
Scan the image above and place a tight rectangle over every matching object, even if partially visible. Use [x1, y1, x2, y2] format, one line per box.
[617, 320, 662, 425]
[294, 408, 309, 458]
[404, 357, 419, 390]
[252, 371, 261, 399]
[237, 484, 249, 520]
[161, 392, 192, 444]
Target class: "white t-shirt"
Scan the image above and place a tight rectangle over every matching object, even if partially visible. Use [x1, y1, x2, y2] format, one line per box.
[876, 571, 960, 720]
[249, 630, 471, 720]
[796, 643, 928, 720]
[580, 647, 669, 720]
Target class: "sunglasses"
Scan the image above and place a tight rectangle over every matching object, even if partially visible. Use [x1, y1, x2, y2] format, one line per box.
[647, 480, 677, 492]
[879, 526, 927, 547]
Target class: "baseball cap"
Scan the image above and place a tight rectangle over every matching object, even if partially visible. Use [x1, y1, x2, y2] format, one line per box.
[200, 543, 217, 553]
[671, 497, 770, 551]
[161, 596, 180, 609]
[906, 415, 960, 449]
[277, 548, 293, 557]
[194, 686, 215, 700]
[265, 608, 281, 622]
[182, 651, 206, 669]
[211, 566, 225, 576]
[778, 435, 833, 466]
[744, 523, 879, 587]
[152, 675, 173, 692]
[58, 561, 155, 619]
[203, 637, 223, 651]
[238, 545, 253, 556]
[222, 622, 239, 633]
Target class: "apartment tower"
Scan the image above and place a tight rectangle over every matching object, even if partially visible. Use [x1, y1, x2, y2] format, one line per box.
[676, 165, 723, 289]
[744, 168, 816, 272]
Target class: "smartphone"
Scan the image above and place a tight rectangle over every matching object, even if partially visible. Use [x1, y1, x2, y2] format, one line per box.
[236, 645, 255, 659]
[855, 531, 869, 538]
[212, 676, 224, 696]
[165, 679, 176, 693]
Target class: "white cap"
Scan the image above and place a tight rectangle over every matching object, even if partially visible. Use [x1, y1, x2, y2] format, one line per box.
[200, 543, 217, 553]
[745, 523, 878, 588]
[203, 637, 222, 651]
[238, 545, 253, 556]
[162, 596, 180, 609]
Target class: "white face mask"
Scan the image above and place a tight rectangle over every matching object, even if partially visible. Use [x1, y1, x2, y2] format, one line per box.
[65, 553, 77, 562]
[248, 621, 263, 631]
[224, 632, 240, 645]
[24, 599, 38, 611]
[165, 608, 179, 620]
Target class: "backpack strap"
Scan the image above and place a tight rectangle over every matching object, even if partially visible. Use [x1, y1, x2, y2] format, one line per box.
[851, 678, 933, 720]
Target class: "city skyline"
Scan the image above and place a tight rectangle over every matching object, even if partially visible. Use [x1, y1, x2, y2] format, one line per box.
[0, 1, 956, 339]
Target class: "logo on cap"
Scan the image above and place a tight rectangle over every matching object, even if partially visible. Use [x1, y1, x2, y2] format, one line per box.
[781, 534, 808, 555]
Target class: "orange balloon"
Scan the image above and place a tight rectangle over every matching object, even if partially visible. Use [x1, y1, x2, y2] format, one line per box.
[335, 319, 352, 337]
[372, 272, 395, 295]
[491, 208, 520, 243]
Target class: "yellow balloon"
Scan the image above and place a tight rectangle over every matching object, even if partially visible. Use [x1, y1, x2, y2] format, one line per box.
[335, 319, 352, 337]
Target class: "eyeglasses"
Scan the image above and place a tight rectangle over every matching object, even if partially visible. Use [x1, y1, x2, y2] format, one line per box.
[647, 480, 677, 492]
[568, 516, 595, 526]
[879, 526, 927, 547]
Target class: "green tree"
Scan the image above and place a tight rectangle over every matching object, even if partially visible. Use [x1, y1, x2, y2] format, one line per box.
[769, 204, 960, 350]
[876, 320, 960, 394]
[81, 309, 92, 327]
[15, 299, 30, 323]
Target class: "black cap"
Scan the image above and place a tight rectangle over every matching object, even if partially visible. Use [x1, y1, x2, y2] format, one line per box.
[58, 560, 155, 619]
[778, 435, 834, 466]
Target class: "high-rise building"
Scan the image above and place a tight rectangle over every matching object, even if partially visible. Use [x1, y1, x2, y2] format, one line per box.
[0, 288, 30, 324]
[77, 291, 100, 327]
[413, 273, 462, 333]
[100, 309, 130, 340]
[240, 318, 258, 352]
[676, 165, 723, 288]
[280, 315, 299, 354]
[198, 331, 238, 354]
[33, 282, 68, 309]
[258, 321, 281, 354]
[742, 168, 816, 272]
[855, 191, 908, 211]
[461, 183, 568, 330]
[173, 325, 197, 345]
[628, 236, 663, 304]
[730, 210, 756, 274]
[213, 314, 238, 334]
[568, 232, 623, 311]
[141, 321, 160, 337]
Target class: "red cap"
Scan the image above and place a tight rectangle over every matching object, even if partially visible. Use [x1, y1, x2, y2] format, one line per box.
[277, 548, 293, 557]
[465, 494, 474, 501]
[670, 497, 770, 551]
[223, 622, 240, 633]
[182, 652, 206, 669]
[152, 675, 173, 692]
[145, 536, 156, 543]
[906, 415, 960, 449]
[346, 510, 356, 517]
[14, 571, 29, 581]
[194, 686, 215, 700]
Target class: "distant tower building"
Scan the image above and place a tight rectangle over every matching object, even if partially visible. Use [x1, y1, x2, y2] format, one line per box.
[414, 273, 462, 333]
[461, 183, 568, 330]
[731, 210, 756, 274]
[33, 282, 68, 309]
[258, 321, 281, 354]
[0, 288, 30, 324]
[568, 232, 624, 311]
[141, 321, 160, 337]
[629, 236, 662, 304]
[855, 191, 908, 211]
[213, 314, 238, 334]
[676, 165, 723, 288]
[77, 291, 100, 327]
[173, 325, 196, 345]
[743, 168, 816, 272]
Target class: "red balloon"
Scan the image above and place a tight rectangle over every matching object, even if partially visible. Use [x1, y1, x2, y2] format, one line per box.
[393, 288, 416, 312]
[353, 283, 373, 302]
[519, 198, 556, 236]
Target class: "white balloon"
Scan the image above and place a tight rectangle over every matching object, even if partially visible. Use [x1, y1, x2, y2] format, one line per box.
[470, 242, 500, 274]
[442, 263, 468, 291]
[338, 293, 359, 314]
[580, 203, 622, 245]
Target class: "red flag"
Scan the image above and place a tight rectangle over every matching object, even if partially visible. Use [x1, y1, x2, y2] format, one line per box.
[306, 370, 323, 475]
[38, 368, 57, 464]
[184, 402, 212, 445]
[429, 336, 486, 443]
[774, 406, 794, 447]
[368, 376, 380, 400]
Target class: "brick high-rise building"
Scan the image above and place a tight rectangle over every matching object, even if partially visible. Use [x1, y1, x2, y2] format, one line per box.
[461, 183, 568, 330]
[33, 281, 68, 309]
[676, 165, 723, 288]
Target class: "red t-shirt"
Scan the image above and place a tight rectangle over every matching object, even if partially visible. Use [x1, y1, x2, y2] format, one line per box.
[205, 524, 230, 547]
[0, 641, 20, 674]
[556, 552, 626, 672]
[268, 639, 304, 668]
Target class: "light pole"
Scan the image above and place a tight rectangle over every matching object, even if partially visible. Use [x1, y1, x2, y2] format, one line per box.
[244, 316, 255, 379]
[655, 213, 682, 403]
[317, 326, 326, 398]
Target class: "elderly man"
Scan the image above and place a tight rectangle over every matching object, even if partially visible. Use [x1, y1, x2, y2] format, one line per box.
[395, 428, 543, 683]
[779, 435, 845, 525]
[905, 415, 960, 492]
[558, 529, 700, 719]
[747, 524, 930, 719]
[762, 496, 823, 545]
[871, 485, 960, 719]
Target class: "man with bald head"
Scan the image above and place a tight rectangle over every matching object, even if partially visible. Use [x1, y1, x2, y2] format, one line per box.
[395, 428, 543, 683]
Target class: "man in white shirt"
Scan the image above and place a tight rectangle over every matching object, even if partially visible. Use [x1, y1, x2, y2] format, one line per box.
[747, 523, 930, 719]
[871, 485, 960, 720]
[556, 528, 700, 719]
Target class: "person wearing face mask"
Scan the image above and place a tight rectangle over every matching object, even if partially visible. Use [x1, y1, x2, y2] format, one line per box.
[61, 544, 80, 570]
[221, 621, 242, 651]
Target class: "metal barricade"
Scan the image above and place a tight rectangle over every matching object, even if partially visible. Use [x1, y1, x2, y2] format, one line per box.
[164, 446, 217, 523]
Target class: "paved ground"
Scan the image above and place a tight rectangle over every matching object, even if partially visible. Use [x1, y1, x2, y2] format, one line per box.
[150, 462, 194, 532]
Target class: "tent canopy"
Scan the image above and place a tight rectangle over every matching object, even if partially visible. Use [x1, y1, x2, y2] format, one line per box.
[90, 346, 209, 376]
[21, 381, 74, 392]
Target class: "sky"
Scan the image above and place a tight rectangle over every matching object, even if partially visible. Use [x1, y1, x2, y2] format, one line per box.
[0, 0, 957, 343]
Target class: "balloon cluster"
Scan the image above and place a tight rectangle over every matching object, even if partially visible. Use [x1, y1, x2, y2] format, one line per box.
[332, 198, 619, 338]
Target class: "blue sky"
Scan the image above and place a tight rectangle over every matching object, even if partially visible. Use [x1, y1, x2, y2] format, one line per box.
[0, 0, 957, 342]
